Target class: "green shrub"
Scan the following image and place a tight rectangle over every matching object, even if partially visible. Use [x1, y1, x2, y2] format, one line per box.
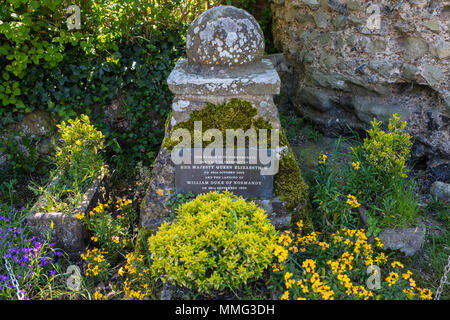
[0, 1, 191, 169]
[55, 114, 104, 175]
[147, 191, 277, 293]
[355, 114, 412, 180]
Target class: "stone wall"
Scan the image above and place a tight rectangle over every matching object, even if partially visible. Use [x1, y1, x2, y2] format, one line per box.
[271, 0, 449, 166]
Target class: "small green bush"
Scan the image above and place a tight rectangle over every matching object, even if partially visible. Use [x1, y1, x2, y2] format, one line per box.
[147, 191, 277, 293]
[55, 114, 105, 175]
[356, 114, 412, 180]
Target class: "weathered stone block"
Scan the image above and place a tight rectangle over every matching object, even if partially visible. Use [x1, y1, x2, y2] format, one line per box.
[431, 44, 450, 60]
[379, 227, 425, 256]
[421, 64, 444, 87]
[403, 37, 429, 60]
[167, 59, 280, 97]
[430, 181, 450, 202]
[351, 98, 411, 124]
[312, 10, 330, 28]
[186, 6, 264, 67]
[28, 167, 107, 257]
[422, 19, 440, 33]
[296, 86, 332, 112]
[368, 59, 393, 78]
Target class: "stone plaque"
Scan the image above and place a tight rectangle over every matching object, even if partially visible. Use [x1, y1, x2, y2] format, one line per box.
[174, 148, 274, 198]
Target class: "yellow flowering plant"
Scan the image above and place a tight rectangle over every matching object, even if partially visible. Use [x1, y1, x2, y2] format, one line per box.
[270, 221, 433, 300]
[79, 200, 135, 258]
[80, 248, 112, 281]
[318, 154, 327, 165]
[358, 114, 412, 180]
[311, 114, 418, 233]
[310, 157, 360, 232]
[119, 252, 152, 300]
[55, 114, 105, 174]
[34, 115, 106, 214]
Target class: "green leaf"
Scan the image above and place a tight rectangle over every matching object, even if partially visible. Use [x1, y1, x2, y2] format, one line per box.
[31, 1, 40, 10]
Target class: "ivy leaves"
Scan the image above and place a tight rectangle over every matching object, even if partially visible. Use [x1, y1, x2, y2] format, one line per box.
[0, 1, 187, 168]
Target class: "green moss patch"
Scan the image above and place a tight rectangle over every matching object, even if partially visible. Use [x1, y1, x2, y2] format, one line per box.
[163, 99, 273, 150]
[275, 132, 314, 233]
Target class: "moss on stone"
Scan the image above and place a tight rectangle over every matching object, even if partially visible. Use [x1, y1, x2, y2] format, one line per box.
[163, 99, 273, 150]
[134, 227, 153, 256]
[160, 98, 313, 232]
[275, 129, 314, 233]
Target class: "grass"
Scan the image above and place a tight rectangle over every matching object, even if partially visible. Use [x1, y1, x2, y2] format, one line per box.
[420, 199, 450, 300]
[279, 110, 322, 143]
[371, 178, 419, 229]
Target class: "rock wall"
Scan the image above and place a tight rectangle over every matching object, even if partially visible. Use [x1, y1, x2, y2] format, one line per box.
[271, 0, 449, 166]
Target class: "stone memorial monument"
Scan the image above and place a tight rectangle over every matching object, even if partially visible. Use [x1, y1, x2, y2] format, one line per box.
[141, 6, 313, 232]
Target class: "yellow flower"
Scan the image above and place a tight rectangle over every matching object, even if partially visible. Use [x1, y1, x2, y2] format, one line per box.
[374, 237, 384, 248]
[402, 270, 412, 280]
[111, 235, 120, 244]
[374, 252, 387, 264]
[352, 161, 360, 170]
[91, 236, 98, 242]
[302, 259, 316, 273]
[281, 291, 290, 300]
[284, 272, 296, 289]
[346, 194, 361, 208]
[274, 244, 289, 263]
[386, 271, 399, 287]
[284, 272, 293, 282]
[391, 261, 404, 269]
[418, 288, 432, 300]
[403, 288, 415, 298]
[318, 241, 329, 251]
[75, 212, 85, 220]
[118, 267, 125, 277]
[318, 154, 327, 165]
[93, 291, 103, 300]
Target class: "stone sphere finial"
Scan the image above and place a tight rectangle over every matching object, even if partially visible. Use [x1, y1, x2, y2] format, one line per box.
[186, 6, 265, 68]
